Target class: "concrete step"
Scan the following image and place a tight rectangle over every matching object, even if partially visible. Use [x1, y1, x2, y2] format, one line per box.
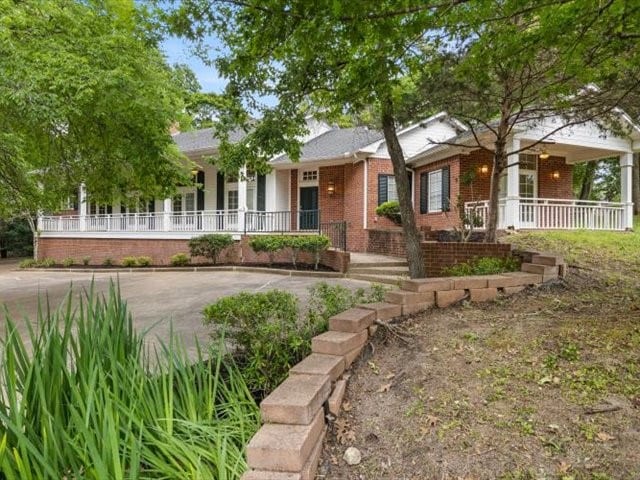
[246, 410, 324, 472]
[348, 266, 410, 275]
[346, 273, 405, 285]
[348, 261, 408, 268]
[260, 374, 331, 425]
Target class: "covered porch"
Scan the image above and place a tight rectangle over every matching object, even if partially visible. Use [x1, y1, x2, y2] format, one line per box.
[464, 124, 636, 231]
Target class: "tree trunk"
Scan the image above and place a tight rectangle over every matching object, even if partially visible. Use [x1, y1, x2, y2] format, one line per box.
[485, 136, 507, 243]
[26, 215, 38, 260]
[579, 161, 597, 200]
[380, 95, 426, 278]
[633, 153, 640, 216]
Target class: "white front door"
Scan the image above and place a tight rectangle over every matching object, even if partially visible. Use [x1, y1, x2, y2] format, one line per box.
[518, 154, 538, 228]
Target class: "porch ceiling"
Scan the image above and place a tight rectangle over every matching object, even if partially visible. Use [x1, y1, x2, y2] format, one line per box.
[518, 140, 624, 164]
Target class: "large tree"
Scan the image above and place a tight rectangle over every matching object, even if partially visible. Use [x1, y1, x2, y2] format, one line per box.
[161, 1, 446, 278]
[0, 0, 189, 254]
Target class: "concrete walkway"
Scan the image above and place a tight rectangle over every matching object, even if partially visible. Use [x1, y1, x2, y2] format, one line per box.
[0, 262, 371, 357]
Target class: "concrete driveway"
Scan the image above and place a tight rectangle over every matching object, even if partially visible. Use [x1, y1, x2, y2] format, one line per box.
[0, 260, 371, 357]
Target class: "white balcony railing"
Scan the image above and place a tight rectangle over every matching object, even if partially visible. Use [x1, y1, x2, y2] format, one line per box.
[465, 198, 626, 231]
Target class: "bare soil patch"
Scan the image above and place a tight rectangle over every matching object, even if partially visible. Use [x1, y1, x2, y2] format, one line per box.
[322, 266, 640, 479]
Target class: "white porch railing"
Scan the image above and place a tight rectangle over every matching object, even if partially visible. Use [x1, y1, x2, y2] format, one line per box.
[465, 198, 626, 231]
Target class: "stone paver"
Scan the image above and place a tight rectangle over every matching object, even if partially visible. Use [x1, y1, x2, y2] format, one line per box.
[328, 308, 375, 333]
[260, 374, 331, 425]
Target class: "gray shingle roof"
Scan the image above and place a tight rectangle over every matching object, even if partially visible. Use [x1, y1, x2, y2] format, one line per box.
[173, 128, 247, 154]
[270, 127, 383, 164]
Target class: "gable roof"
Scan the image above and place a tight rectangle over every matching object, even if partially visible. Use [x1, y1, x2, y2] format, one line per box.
[270, 126, 383, 164]
[173, 127, 247, 155]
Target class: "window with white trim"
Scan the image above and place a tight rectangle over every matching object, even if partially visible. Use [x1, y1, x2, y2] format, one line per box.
[378, 174, 399, 205]
[302, 170, 318, 182]
[227, 190, 239, 210]
[428, 170, 443, 212]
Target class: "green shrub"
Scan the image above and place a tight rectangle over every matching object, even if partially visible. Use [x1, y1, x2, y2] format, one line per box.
[170, 252, 191, 266]
[248, 235, 286, 265]
[0, 283, 259, 479]
[82, 256, 91, 266]
[189, 234, 234, 264]
[121, 256, 137, 267]
[203, 290, 311, 395]
[203, 282, 389, 396]
[375, 200, 402, 225]
[136, 256, 152, 267]
[102, 257, 114, 267]
[299, 235, 331, 270]
[443, 256, 520, 276]
[37, 257, 55, 268]
[19, 258, 37, 268]
[62, 257, 75, 267]
[282, 236, 305, 268]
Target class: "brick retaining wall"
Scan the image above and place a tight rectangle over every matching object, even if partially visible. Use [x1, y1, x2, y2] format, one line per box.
[366, 228, 407, 257]
[422, 241, 513, 277]
[38, 236, 350, 272]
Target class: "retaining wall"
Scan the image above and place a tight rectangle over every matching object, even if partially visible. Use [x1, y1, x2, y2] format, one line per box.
[242, 253, 566, 479]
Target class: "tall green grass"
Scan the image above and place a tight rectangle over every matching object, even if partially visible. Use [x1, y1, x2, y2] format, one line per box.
[0, 283, 259, 479]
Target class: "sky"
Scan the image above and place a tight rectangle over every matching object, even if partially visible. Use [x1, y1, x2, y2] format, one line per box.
[161, 35, 226, 93]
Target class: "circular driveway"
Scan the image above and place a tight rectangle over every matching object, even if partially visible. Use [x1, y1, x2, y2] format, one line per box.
[0, 262, 371, 356]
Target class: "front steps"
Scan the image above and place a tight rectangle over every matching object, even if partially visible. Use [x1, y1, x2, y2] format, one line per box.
[347, 260, 409, 285]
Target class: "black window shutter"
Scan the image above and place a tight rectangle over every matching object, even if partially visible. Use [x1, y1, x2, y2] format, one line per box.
[196, 171, 205, 211]
[378, 175, 388, 206]
[106, 205, 113, 215]
[216, 172, 225, 210]
[420, 172, 428, 214]
[257, 174, 266, 211]
[120, 205, 126, 214]
[441, 166, 450, 211]
[148, 200, 154, 213]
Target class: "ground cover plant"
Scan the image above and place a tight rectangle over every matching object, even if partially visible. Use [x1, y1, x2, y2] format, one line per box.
[203, 282, 387, 397]
[443, 256, 520, 276]
[322, 221, 640, 479]
[0, 284, 259, 479]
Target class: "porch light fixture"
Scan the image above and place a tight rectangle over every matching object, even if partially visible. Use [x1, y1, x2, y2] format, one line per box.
[539, 149, 550, 160]
[327, 180, 336, 195]
[552, 170, 560, 180]
[190, 167, 200, 176]
[479, 164, 489, 175]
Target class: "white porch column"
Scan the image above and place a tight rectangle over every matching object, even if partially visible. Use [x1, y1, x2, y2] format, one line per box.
[237, 166, 248, 232]
[621, 152, 634, 230]
[504, 137, 521, 229]
[79, 183, 87, 231]
[163, 198, 172, 231]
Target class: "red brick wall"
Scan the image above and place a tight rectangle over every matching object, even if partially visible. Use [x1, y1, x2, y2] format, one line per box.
[343, 162, 366, 252]
[538, 156, 574, 199]
[38, 236, 350, 272]
[422, 241, 513, 277]
[366, 228, 407, 257]
[319, 165, 345, 223]
[459, 150, 494, 202]
[413, 156, 462, 230]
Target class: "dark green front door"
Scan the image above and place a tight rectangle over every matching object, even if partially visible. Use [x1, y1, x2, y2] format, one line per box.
[299, 186, 318, 230]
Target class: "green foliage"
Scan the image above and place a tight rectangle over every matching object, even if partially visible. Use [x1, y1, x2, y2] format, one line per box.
[0, 283, 259, 478]
[170, 252, 191, 266]
[136, 256, 152, 267]
[61, 257, 74, 267]
[102, 257, 114, 267]
[248, 235, 287, 265]
[300, 235, 331, 270]
[37, 257, 55, 268]
[19, 258, 37, 268]
[203, 282, 387, 395]
[121, 256, 138, 267]
[0, 0, 189, 220]
[189, 234, 234, 265]
[282, 236, 305, 268]
[82, 256, 91, 266]
[444, 257, 520, 277]
[376, 201, 402, 225]
[0, 218, 33, 256]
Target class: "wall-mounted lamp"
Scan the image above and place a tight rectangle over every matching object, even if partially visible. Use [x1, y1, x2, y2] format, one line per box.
[327, 180, 336, 195]
[191, 167, 200, 176]
[479, 164, 489, 175]
[539, 149, 550, 160]
[551, 170, 560, 180]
